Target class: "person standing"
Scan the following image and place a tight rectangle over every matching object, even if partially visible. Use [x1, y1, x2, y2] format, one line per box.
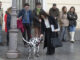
[33, 2, 44, 37]
[67, 7, 78, 43]
[59, 6, 69, 41]
[49, 3, 60, 21]
[0, 1, 3, 45]
[40, 12, 58, 55]
[18, 3, 33, 45]
[6, 7, 11, 46]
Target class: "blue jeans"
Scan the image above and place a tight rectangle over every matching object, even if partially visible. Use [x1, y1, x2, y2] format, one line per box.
[60, 26, 68, 41]
[69, 26, 76, 32]
[0, 26, 2, 43]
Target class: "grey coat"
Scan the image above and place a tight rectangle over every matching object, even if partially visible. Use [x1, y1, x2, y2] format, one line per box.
[60, 12, 69, 27]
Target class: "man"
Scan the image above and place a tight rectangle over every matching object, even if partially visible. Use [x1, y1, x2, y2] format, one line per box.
[0, 1, 3, 45]
[18, 3, 33, 45]
[33, 2, 44, 37]
[49, 3, 60, 21]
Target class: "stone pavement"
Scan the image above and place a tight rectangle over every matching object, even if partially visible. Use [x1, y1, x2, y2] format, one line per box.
[0, 29, 80, 60]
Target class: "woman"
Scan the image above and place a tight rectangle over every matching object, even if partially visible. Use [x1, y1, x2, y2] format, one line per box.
[6, 7, 11, 46]
[60, 6, 69, 41]
[67, 7, 78, 43]
[40, 12, 58, 55]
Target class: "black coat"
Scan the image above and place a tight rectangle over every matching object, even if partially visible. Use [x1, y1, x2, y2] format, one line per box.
[41, 16, 58, 48]
[33, 8, 45, 27]
[41, 16, 58, 34]
[67, 12, 78, 26]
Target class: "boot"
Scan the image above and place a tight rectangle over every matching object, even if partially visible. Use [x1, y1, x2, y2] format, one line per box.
[70, 32, 75, 43]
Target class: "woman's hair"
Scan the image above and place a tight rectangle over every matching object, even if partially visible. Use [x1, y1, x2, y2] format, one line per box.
[69, 6, 75, 13]
[62, 6, 67, 13]
[41, 11, 48, 18]
[7, 7, 12, 14]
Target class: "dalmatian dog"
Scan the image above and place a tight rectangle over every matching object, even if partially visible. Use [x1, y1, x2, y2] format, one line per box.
[22, 37, 43, 59]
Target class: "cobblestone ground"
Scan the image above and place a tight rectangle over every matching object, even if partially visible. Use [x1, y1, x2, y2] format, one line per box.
[0, 29, 80, 60]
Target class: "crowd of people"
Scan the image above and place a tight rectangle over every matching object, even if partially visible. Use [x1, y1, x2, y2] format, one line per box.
[0, 1, 78, 55]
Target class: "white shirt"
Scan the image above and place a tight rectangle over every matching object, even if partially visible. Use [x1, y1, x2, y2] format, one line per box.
[44, 18, 50, 28]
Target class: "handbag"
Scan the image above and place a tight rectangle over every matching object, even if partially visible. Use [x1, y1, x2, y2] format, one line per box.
[51, 32, 62, 48]
[17, 19, 24, 32]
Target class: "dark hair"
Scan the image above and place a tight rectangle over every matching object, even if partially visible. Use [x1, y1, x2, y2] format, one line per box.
[24, 3, 29, 7]
[69, 6, 75, 13]
[53, 3, 56, 6]
[41, 11, 48, 18]
[36, 2, 41, 6]
[62, 6, 67, 13]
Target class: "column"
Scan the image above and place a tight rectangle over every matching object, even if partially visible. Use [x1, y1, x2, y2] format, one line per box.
[6, 0, 19, 58]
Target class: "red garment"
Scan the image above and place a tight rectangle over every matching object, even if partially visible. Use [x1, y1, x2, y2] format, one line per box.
[17, 19, 24, 32]
[4, 13, 7, 32]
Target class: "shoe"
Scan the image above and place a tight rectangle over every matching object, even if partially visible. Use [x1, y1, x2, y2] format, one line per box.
[46, 52, 55, 55]
[70, 41, 75, 43]
[62, 39, 67, 42]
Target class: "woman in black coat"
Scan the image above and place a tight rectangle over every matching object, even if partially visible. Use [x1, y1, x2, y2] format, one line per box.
[67, 7, 78, 43]
[40, 12, 58, 55]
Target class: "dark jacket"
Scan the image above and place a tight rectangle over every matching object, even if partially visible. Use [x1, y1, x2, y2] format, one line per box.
[18, 9, 33, 25]
[33, 8, 44, 27]
[41, 16, 58, 34]
[7, 12, 11, 31]
[49, 8, 59, 20]
[67, 12, 78, 26]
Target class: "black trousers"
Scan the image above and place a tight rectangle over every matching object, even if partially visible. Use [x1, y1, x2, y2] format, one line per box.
[7, 31, 9, 46]
[22, 23, 31, 45]
[44, 28, 55, 54]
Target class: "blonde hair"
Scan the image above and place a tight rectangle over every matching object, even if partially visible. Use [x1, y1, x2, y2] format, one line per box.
[7, 7, 12, 14]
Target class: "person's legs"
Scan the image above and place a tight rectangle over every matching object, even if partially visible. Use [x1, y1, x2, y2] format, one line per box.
[7, 31, 9, 46]
[63, 27, 68, 41]
[69, 26, 76, 42]
[45, 28, 55, 55]
[47, 47, 55, 55]
[26, 24, 31, 41]
[34, 27, 39, 37]
[60, 27, 65, 41]
[22, 24, 26, 45]
[38, 27, 41, 37]
[0, 26, 2, 44]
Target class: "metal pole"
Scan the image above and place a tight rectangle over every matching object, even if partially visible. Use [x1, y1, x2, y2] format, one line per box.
[6, 0, 19, 58]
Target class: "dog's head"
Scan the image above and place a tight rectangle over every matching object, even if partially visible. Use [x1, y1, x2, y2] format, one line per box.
[30, 37, 41, 45]
[22, 37, 43, 47]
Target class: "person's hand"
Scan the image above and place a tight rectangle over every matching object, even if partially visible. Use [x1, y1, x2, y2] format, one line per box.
[17, 16, 22, 20]
[55, 17, 57, 20]
[39, 19, 42, 23]
[40, 34, 44, 38]
[54, 29, 58, 32]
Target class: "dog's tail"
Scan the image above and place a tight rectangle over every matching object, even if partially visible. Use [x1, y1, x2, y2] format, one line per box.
[22, 37, 30, 44]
